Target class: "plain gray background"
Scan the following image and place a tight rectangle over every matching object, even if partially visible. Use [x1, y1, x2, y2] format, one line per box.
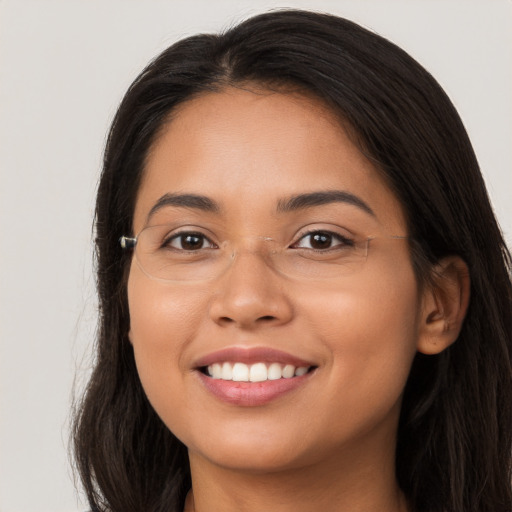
[1, 1, 511, 511]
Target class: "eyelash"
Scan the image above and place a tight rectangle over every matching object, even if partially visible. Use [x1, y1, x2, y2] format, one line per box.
[161, 231, 216, 251]
[291, 230, 355, 251]
[162, 229, 354, 251]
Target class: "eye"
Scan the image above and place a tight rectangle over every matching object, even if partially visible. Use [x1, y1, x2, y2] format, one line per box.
[164, 232, 216, 251]
[292, 230, 354, 250]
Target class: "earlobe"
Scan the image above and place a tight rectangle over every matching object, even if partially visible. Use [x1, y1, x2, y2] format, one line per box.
[417, 256, 471, 355]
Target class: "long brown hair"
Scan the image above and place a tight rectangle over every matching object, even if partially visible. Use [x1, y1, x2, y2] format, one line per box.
[73, 10, 512, 512]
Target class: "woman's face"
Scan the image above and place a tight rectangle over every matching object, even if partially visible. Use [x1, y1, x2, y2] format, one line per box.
[128, 87, 424, 473]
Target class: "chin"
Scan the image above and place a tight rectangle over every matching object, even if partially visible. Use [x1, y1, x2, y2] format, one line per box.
[181, 416, 319, 473]
[191, 441, 312, 474]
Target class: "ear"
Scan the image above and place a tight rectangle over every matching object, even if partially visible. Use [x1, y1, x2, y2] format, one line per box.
[417, 256, 470, 355]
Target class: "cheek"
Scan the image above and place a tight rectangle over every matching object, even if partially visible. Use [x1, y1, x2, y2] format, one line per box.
[303, 260, 420, 414]
[324, 276, 419, 351]
[128, 261, 207, 343]
[127, 264, 207, 417]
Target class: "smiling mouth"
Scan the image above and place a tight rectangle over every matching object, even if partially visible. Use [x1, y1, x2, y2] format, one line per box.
[200, 362, 315, 382]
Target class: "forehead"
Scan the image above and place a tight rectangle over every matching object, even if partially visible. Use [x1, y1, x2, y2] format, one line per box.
[134, 87, 406, 233]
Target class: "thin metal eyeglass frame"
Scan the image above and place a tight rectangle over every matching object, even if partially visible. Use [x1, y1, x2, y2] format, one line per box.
[119, 230, 409, 283]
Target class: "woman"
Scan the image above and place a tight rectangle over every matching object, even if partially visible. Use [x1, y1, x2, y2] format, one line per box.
[72, 9, 512, 512]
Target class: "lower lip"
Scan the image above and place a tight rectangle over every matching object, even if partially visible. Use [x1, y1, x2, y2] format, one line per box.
[196, 371, 313, 406]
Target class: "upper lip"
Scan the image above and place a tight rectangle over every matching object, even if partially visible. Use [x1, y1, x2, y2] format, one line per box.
[193, 346, 316, 369]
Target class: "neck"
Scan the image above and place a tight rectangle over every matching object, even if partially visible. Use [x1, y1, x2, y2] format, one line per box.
[185, 443, 409, 512]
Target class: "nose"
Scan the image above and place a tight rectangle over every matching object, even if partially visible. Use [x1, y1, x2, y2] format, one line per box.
[208, 251, 294, 330]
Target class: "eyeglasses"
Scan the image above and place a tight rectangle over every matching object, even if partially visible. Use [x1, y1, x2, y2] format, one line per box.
[120, 224, 408, 283]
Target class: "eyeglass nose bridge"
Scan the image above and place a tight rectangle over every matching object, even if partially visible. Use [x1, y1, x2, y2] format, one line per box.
[217, 237, 282, 282]
[226, 235, 278, 254]
[224, 236, 284, 269]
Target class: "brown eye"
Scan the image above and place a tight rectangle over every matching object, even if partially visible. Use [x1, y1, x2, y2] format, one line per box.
[166, 232, 213, 251]
[293, 231, 353, 250]
[309, 233, 333, 249]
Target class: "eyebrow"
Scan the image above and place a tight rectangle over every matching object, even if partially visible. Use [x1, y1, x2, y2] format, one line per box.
[276, 190, 375, 216]
[147, 189, 375, 221]
[147, 193, 220, 220]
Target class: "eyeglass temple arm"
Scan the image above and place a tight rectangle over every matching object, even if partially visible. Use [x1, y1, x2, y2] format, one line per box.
[120, 236, 137, 249]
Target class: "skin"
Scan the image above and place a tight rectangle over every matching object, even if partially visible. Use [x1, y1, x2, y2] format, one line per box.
[127, 87, 469, 512]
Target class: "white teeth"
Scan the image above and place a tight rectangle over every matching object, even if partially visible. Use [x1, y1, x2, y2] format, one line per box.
[211, 363, 222, 379]
[221, 362, 233, 380]
[249, 362, 267, 382]
[267, 362, 282, 380]
[205, 362, 311, 382]
[282, 364, 295, 378]
[232, 362, 249, 381]
[295, 366, 309, 376]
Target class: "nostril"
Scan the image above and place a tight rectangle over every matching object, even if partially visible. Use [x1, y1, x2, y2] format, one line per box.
[258, 315, 277, 322]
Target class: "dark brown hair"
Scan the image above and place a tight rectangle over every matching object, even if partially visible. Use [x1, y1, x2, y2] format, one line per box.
[73, 9, 512, 512]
